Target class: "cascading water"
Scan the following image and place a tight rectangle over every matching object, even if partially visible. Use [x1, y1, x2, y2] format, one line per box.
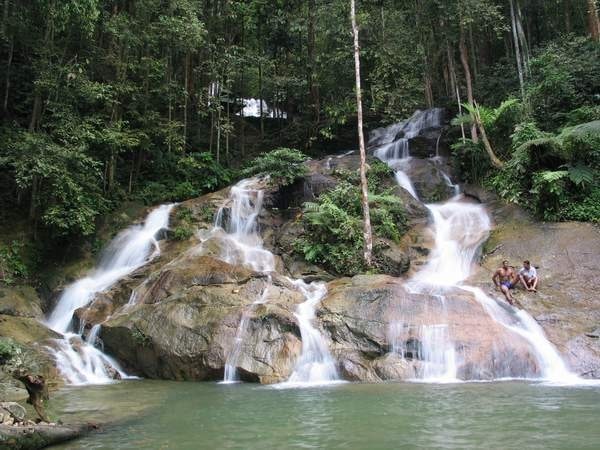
[46, 204, 174, 385]
[373, 109, 583, 383]
[205, 179, 275, 382]
[206, 178, 338, 385]
[372, 109, 445, 201]
[281, 280, 340, 386]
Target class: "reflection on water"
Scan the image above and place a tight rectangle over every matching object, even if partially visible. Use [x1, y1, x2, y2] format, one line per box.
[50, 380, 600, 450]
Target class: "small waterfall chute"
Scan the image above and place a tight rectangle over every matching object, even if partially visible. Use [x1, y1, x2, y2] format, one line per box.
[278, 280, 341, 387]
[46, 204, 175, 385]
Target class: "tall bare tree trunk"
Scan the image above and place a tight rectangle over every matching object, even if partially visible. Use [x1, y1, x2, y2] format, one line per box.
[509, 0, 525, 98]
[183, 52, 190, 151]
[471, 102, 505, 169]
[350, 0, 373, 267]
[459, 24, 478, 143]
[564, 0, 572, 33]
[2, 28, 12, 116]
[258, 61, 264, 140]
[587, 0, 600, 41]
[307, 0, 319, 126]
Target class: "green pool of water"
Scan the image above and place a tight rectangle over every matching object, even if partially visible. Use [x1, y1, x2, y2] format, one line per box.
[49, 380, 600, 449]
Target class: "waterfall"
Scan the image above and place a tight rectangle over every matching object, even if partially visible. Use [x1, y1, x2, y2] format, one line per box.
[281, 280, 340, 387]
[207, 179, 275, 382]
[372, 109, 583, 383]
[373, 109, 445, 201]
[208, 179, 338, 385]
[45, 204, 175, 385]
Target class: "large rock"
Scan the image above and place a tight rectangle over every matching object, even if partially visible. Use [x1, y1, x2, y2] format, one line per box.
[0, 423, 95, 449]
[0, 287, 43, 319]
[389, 158, 456, 203]
[0, 317, 60, 401]
[0, 402, 26, 424]
[468, 196, 600, 378]
[320, 275, 541, 381]
[100, 251, 305, 383]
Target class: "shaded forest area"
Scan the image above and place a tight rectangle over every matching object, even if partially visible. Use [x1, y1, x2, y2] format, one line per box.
[0, 0, 599, 284]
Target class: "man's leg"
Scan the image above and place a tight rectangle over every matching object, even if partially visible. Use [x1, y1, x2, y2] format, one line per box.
[521, 275, 533, 291]
[531, 277, 538, 292]
[500, 284, 514, 305]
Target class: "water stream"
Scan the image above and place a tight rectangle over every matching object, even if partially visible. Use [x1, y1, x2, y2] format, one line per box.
[45, 204, 174, 385]
[372, 109, 583, 383]
[205, 178, 338, 385]
[280, 280, 340, 387]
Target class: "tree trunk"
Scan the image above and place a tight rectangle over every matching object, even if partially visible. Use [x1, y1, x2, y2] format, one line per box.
[447, 43, 465, 143]
[509, 0, 525, 98]
[2, 0, 9, 36]
[225, 99, 230, 163]
[216, 103, 221, 164]
[587, 0, 600, 41]
[515, 1, 530, 76]
[307, 0, 319, 125]
[2, 30, 12, 116]
[167, 52, 172, 153]
[183, 52, 190, 151]
[471, 102, 505, 169]
[350, 0, 373, 267]
[446, 43, 457, 101]
[258, 61, 264, 140]
[564, 0, 572, 33]
[459, 24, 478, 143]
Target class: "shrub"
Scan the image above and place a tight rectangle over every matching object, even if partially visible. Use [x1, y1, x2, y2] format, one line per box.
[241, 148, 309, 186]
[0, 339, 16, 364]
[131, 326, 151, 347]
[136, 152, 232, 204]
[563, 188, 600, 223]
[171, 206, 196, 241]
[294, 166, 408, 276]
[0, 241, 29, 285]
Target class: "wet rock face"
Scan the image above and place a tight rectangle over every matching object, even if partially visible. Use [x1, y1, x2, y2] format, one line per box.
[367, 108, 450, 158]
[101, 252, 305, 383]
[470, 201, 600, 378]
[0, 286, 43, 318]
[39, 149, 598, 385]
[320, 275, 540, 381]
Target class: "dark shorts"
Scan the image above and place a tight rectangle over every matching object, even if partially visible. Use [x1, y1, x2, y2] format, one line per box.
[501, 281, 514, 289]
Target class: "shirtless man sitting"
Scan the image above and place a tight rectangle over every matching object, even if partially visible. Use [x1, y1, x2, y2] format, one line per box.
[492, 260, 519, 305]
[519, 260, 539, 292]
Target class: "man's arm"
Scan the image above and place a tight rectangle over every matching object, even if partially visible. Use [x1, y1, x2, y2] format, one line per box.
[492, 270, 500, 286]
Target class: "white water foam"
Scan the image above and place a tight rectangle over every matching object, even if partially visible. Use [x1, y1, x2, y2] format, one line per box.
[277, 280, 341, 388]
[45, 204, 174, 385]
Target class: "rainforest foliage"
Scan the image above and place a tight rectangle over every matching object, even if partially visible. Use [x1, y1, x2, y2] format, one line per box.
[295, 161, 408, 276]
[0, 0, 599, 282]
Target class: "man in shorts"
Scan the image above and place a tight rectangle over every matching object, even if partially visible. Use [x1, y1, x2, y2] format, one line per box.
[492, 260, 519, 305]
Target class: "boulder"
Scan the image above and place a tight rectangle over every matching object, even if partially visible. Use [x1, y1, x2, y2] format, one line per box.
[102, 272, 305, 383]
[389, 158, 456, 203]
[0, 423, 95, 449]
[0, 287, 43, 319]
[0, 318, 60, 402]
[320, 275, 541, 381]
[0, 402, 26, 424]
[470, 202, 600, 378]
